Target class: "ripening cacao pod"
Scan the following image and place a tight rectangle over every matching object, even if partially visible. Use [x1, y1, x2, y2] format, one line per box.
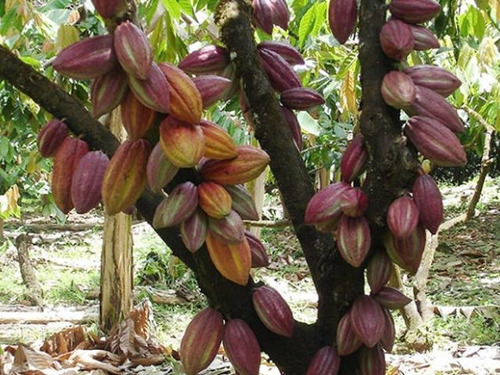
[52, 137, 89, 214]
[180, 307, 224, 375]
[152, 181, 199, 229]
[373, 287, 412, 310]
[359, 345, 386, 375]
[336, 215, 372, 268]
[199, 120, 238, 160]
[340, 134, 368, 183]
[192, 75, 233, 109]
[178, 45, 230, 75]
[101, 139, 151, 215]
[379, 19, 414, 61]
[387, 196, 420, 238]
[180, 209, 208, 253]
[146, 142, 179, 193]
[91, 0, 125, 18]
[159, 117, 205, 168]
[405, 65, 462, 97]
[114, 21, 153, 80]
[225, 184, 260, 221]
[200, 146, 270, 185]
[158, 62, 202, 124]
[405, 116, 466, 167]
[127, 62, 171, 113]
[412, 174, 443, 234]
[198, 181, 232, 219]
[37, 119, 69, 158]
[328, 0, 358, 45]
[280, 87, 325, 110]
[53, 34, 117, 80]
[257, 41, 305, 65]
[206, 232, 251, 286]
[252, 0, 289, 34]
[380, 308, 396, 352]
[252, 285, 294, 337]
[381, 71, 416, 109]
[305, 182, 351, 226]
[281, 106, 303, 150]
[350, 295, 386, 348]
[389, 0, 441, 24]
[340, 187, 368, 218]
[90, 68, 128, 118]
[407, 85, 464, 132]
[258, 49, 301, 92]
[410, 25, 440, 51]
[366, 250, 394, 294]
[383, 225, 426, 274]
[120, 90, 156, 141]
[336, 310, 362, 356]
[208, 209, 245, 244]
[245, 231, 270, 268]
[306, 346, 341, 375]
[70, 151, 109, 214]
[223, 319, 261, 375]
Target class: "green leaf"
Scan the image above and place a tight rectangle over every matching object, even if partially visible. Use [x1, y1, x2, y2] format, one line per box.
[297, 112, 321, 136]
[162, 0, 182, 20]
[0, 8, 19, 35]
[298, 4, 317, 47]
[19, 56, 41, 69]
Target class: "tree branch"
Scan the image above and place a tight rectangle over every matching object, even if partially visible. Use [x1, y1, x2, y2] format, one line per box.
[215, 3, 365, 360]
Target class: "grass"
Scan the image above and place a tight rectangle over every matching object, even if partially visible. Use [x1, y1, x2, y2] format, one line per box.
[432, 313, 500, 346]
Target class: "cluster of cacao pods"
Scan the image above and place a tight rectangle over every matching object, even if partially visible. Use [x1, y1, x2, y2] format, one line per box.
[180, 39, 324, 151]
[379, 0, 466, 168]
[180, 284, 294, 375]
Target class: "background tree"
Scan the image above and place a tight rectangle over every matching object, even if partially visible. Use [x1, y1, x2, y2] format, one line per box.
[0, 0, 498, 374]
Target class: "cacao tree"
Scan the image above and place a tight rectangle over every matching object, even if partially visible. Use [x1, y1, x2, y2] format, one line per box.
[0, 0, 479, 373]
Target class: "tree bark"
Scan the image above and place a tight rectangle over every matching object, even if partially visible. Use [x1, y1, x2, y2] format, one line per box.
[99, 110, 134, 332]
[466, 128, 494, 220]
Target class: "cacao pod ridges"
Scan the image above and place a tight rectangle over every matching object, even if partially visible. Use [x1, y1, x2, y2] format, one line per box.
[223, 319, 261, 375]
[37, 119, 69, 158]
[306, 346, 341, 375]
[252, 285, 294, 337]
[152, 181, 199, 229]
[114, 21, 153, 80]
[350, 295, 386, 348]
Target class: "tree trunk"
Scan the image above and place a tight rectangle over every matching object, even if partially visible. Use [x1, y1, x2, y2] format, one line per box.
[466, 128, 494, 220]
[15, 234, 44, 310]
[99, 110, 134, 332]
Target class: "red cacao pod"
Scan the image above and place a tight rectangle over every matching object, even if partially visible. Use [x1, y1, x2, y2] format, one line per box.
[306, 346, 341, 375]
[379, 19, 414, 61]
[252, 285, 294, 337]
[223, 319, 261, 375]
[114, 21, 153, 80]
[37, 119, 69, 158]
[328, 0, 358, 45]
[412, 174, 443, 234]
[387, 196, 420, 238]
[366, 250, 394, 294]
[336, 310, 362, 356]
[336, 215, 371, 268]
[340, 134, 367, 183]
[389, 0, 441, 24]
[350, 295, 386, 348]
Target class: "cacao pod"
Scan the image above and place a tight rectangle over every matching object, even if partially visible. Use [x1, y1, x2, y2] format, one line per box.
[70, 151, 109, 214]
[178, 45, 230, 75]
[158, 62, 202, 125]
[199, 119, 238, 160]
[405, 65, 462, 97]
[280, 87, 325, 110]
[379, 19, 414, 61]
[387, 196, 420, 238]
[380, 308, 396, 352]
[257, 41, 305, 65]
[225, 184, 260, 221]
[281, 106, 303, 150]
[366, 249, 394, 294]
[159, 117, 205, 168]
[252, 285, 294, 337]
[405, 116, 466, 167]
[336, 310, 362, 356]
[152, 181, 199, 229]
[336, 215, 371, 268]
[373, 287, 412, 310]
[389, 0, 441, 24]
[340, 134, 367, 183]
[340, 187, 368, 218]
[258, 49, 301, 92]
[128, 62, 171, 113]
[120, 90, 156, 141]
[359, 345, 386, 375]
[90, 68, 128, 118]
[91, 0, 125, 18]
[200, 145, 270, 185]
[412, 174, 443, 234]
[53, 34, 117, 80]
[410, 25, 440, 51]
[180, 209, 208, 253]
[381, 70, 416, 109]
[306, 346, 341, 375]
[180, 307, 224, 375]
[192, 75, 233, 109]
[328, 0, 358, 45]
[114, 21, 153, 80]
[198, 181, 232, 219]
[206, 232, 251, 286]
[37, 119, 69, 158]
[245, 231, 270, 268]
[208, 209, 245, 244]
[101, 139, 151, 215]
[350, 295, 386, 348]
[305, 182, 351, 226]
[52, 137, 90, 214]
[223, 319, 261, 375]
[383, 225, 426, 274]
[146, 142, 179, 193]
